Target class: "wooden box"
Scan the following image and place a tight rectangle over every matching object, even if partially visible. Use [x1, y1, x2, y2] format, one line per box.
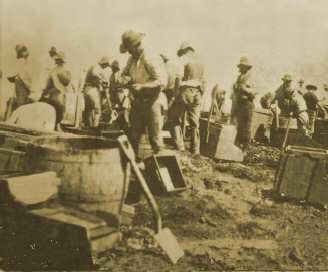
[199, 118, 243, 162]
[144, 154, 186, 195]
[275, 145, 328, 203]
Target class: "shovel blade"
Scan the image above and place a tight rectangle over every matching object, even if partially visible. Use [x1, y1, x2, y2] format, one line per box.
[154, 228, 184, 264]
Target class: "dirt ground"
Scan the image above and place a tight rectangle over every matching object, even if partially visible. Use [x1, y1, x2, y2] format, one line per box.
[1, 143, 328, 271]
[100, 144, 328, 271]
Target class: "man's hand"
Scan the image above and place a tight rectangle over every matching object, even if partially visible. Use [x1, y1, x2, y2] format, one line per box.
[132, 83, 143, 91]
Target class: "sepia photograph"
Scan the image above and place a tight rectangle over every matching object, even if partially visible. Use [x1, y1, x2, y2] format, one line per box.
[1, 0, 328, 270]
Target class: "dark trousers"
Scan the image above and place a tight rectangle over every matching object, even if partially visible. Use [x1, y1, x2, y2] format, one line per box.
[129, 96, 164, 154]
[235, 100, 254, 149]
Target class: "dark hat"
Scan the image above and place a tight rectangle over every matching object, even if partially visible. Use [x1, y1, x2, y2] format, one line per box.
[54, 51, 66, 62]
[281, 74, 292, 82]
[298, 79, 304, 84]
[49, 46, 57, 55]
[305, 84, 317, 91]
[99, 56, 111, 66]
[15, 44, 28, 57]
[111, 60, 120, 70]
[177, 42, 194, 57]
[120, 30, 145, 53]
[237, 57, 252, 68]
[323, 84, 328, 89]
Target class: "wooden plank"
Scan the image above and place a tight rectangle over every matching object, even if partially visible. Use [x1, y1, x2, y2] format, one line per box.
[90, 231, 121, 255]
[0, 171, 59, 205]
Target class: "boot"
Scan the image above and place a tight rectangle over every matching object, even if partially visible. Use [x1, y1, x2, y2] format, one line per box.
[190, 128, 200, 155]
[171, 126, 185, 151]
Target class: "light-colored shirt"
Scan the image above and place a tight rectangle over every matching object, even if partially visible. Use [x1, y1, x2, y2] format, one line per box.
[233, 70, 255, 102]
[7, 101, 56, 131]
[14, 58, 33, 91]
[85, 64, 108, 88]
[46, 65, 72, 93]
[179, 51, 205, 89]
[122, 47, 167, 87]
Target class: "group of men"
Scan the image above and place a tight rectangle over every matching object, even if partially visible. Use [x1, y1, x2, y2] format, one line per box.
[4, 30, 206, 156]
[5, 30, 327, 156]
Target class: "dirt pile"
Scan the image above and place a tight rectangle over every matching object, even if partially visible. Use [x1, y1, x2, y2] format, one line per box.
[105, 143, 328, 271]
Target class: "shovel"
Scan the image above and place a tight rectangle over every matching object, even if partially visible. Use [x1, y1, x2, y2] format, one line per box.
[281, 114, 292, 151]
[117, 135, 184, 264]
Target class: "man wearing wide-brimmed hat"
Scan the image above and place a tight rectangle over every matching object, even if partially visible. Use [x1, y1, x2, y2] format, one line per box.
[232, 57, 256, 151]
[7, 44, 33, 111]
[272, 74, 309, 134]
[120, 30, 167, 155]
[168, 42, 205, 154]
[83, 56, 111, 128]
[42, 51, 72, 130]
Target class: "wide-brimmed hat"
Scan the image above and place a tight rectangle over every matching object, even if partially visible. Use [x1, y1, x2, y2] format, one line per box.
[15, 44, 28, 57]
[111, 60, 120, 70]
[54, 51, 66, 62]
[99, 56, 111, 66]
[306, 84, 318, 91]
[120, 30, 145, 53]
[281, 74, 292, 82]
[49, 46, 57, 55]
[177, 42, 194, 56]
[237, 57, 252, 68]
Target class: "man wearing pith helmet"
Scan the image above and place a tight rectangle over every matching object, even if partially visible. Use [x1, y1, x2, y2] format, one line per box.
[232, 57, 256, 151]
[120, 30, 167, 156]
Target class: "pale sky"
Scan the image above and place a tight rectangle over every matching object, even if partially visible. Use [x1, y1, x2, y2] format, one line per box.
[1, 0, 328, 113]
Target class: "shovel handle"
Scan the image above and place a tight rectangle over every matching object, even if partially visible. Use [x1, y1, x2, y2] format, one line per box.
[117, 135, 162, 232]
[281, 114, 292, 151]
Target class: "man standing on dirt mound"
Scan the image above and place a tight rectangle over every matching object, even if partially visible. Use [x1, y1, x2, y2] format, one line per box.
[232, 57, 256, 152]
[120, 30, 167, 156]
[7, 44, 34, 111]
[169, 42, 205, 154]
[83, 56, 111, 129]
[42, 51, 72, 131]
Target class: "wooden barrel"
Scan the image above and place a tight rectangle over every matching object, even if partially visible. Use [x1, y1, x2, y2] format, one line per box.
[24, 136, 129, 214]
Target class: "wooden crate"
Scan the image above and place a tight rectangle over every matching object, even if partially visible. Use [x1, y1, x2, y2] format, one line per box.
[199, 119, 243, 162]
[275, 145, 328, 203]
[144, 154, 186, 195]
[0, 148, 25, 173]
[17, 204, 120, 268]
